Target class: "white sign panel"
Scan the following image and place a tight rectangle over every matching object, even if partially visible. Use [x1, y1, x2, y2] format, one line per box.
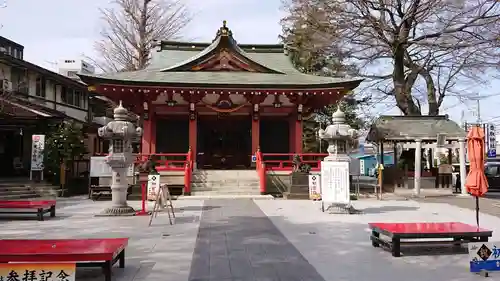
[487, 124, 496, 158]
[147, 174, 161, 201]
[89, 156, 134, 177]
[360, 159, 365, 175]
[468, 241, 500, 272]
[308, 174, 321, 200]
[30, 135, 45, 171]
[321, 161, 350, 204]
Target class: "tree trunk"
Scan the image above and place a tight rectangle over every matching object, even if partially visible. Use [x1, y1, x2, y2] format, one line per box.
[393, 45, 421, 115]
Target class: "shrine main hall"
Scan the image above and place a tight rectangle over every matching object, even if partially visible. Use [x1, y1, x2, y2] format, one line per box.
[79, 21, 362, 170]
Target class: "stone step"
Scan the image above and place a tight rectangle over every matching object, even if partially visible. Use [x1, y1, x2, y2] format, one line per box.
[191, 177, 259, 181]
[191, 191, 262, 196]
[178, 194, 273, 200]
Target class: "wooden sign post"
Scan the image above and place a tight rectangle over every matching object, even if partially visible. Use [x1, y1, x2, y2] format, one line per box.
[148, 184, 175, 226]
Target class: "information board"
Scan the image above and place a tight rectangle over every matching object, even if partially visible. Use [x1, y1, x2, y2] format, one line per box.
[147, 174, 161, 201]
[320, 161, 350, 204]
[308, 174, 321, 200]
[469, 241, 500, 273]
[90, 156, 134, 177]
[30, 134, 45, 171]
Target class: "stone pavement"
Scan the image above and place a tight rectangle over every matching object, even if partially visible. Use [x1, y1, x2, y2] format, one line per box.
[2, 197, 500, 280]
[188, 199, 324, 281]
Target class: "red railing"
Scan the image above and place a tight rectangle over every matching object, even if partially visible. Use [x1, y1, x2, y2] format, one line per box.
[93, 153, 190, 171]
[184, 148, 194, 195]
[255, 149, 266, 194]
[261, 153, 328, 171]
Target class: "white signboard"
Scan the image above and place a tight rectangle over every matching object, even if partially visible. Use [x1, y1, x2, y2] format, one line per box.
[30, 134, 45, 171]
[468, 241, 500, 272]
[487, 124, 496, 158]
[320, 161, 350, 204]
[147, 174, 161, 201]
[360, 159, 365, 175]
[89, 156, 134, 177]
[308, 174, 321, 200]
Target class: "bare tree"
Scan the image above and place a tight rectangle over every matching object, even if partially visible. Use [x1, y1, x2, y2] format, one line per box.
[281, 0, 500, 115]
[92, 0, 191, 72]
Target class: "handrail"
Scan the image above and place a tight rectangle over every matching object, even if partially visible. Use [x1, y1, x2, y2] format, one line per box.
[255, 149, 266, 194]
[93, 153, 189, 171]
[261, 153, 328, 171]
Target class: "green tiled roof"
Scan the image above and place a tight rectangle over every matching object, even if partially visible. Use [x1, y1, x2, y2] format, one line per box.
[79, 23, 363, 88]
[367, 115, 466, 142]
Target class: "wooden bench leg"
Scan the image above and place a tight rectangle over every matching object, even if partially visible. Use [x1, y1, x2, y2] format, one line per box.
[119, 250, 125, 268]
[371, 230, 380, 247]
[37, 208, 44, 221]
[50, 205, 56, 217]
[391, 238, 401, 257]
[102, 260, 112, 281]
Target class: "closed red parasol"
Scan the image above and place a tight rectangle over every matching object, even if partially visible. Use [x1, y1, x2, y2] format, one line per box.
[465, 126, 488, 227]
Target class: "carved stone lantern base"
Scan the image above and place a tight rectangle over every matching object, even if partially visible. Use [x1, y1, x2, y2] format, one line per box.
[96, 205, 136, 217]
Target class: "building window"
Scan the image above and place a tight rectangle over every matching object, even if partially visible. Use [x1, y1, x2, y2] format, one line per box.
[66, 88, 74, 105]
[81, 92, 87, 108]
[74, 91, 81, 107]
[61, 86, 67, 103]
[67, 71, 78, 77]
[35, 76, 46, 97]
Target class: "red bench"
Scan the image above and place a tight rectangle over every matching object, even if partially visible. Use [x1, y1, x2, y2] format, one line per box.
[0, 238, 128, 281]
[369, 222, 493, 257]
[0, 200, 56, 221]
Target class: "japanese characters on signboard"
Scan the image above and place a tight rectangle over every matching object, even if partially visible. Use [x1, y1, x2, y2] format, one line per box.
[320, 161, 350, 205]
[308, 174, 321, 200]
[147, 174, 161, 201]
[30, 135, 45, 171]
[487, 124, 496, 158]
[0, 263, 75, 281]
[468, 241, 500, 272]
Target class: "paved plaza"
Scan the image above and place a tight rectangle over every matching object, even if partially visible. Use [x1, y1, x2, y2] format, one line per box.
[1, 197, 500, 281]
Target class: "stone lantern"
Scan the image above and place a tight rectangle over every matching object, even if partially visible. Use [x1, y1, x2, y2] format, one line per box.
[98, 101, 142, 216]
[318, 106, 359, 213]
[318, 106, 358, 162]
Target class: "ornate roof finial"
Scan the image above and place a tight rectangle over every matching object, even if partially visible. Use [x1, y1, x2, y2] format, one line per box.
[113, 100, 129, 121]
[216, 20, 232, 37]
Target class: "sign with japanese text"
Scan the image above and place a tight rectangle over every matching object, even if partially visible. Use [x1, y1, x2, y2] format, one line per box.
[320, 161, 350, 204]
[30, 135, 45, 171]
[0, 263, 75, 281]
[487, 124, 496, 158]
[308, 174, 321, 200]
[147, 174, 161, 201]
[469, 241, 500, 272]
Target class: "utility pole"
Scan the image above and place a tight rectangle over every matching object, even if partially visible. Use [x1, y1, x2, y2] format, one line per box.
[476, 98, 481, 124]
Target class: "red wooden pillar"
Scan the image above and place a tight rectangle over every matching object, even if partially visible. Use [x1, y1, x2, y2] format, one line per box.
[252, 116, 260, 154]
[141, 119, 153, 155]
[289, 115, 296, 153]
[150, 113, 156, 154]
[188, 115, 197, 165]
[141, 113, 156, 155]
[294, 117, 303, 154]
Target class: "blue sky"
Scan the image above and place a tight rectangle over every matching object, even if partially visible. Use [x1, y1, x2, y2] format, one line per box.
[0, 0, 499, 125]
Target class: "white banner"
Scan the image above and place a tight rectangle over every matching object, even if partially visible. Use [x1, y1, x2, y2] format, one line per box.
[147, 174, 161, 201]
[30, 135, 45, 171]
[308, 174, 321, 200]
[321, 161, 350, 204]
[89, 156, 134, 177]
